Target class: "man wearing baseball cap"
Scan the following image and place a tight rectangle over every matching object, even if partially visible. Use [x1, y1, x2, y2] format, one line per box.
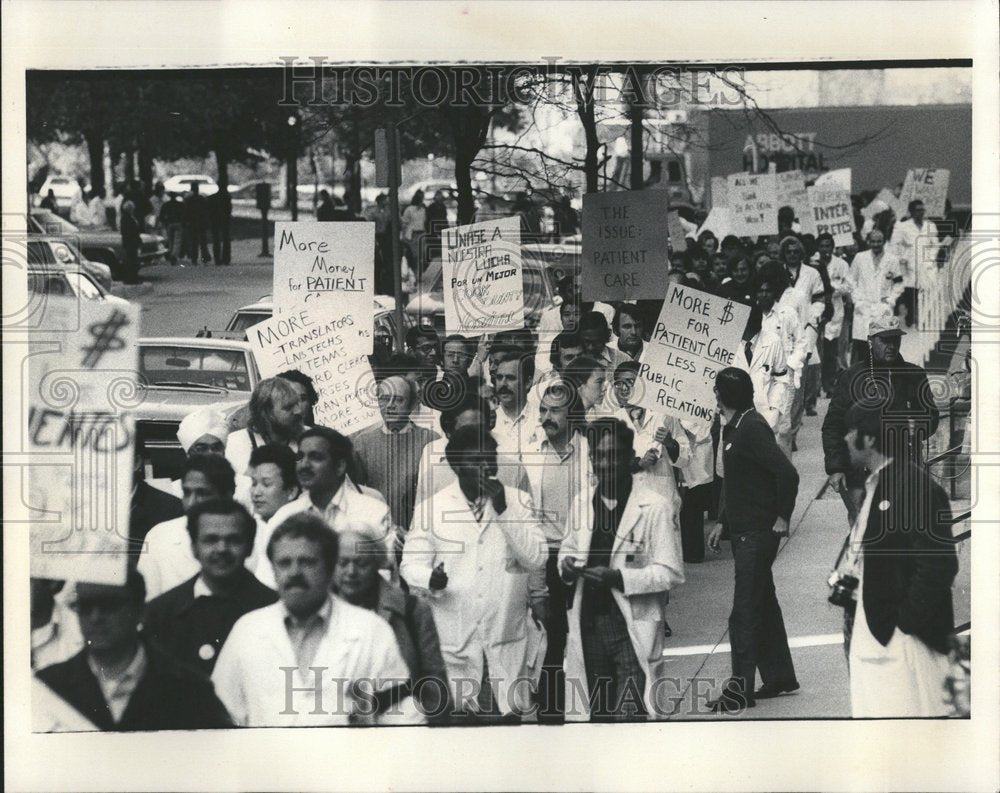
[821, 310, 940, 655]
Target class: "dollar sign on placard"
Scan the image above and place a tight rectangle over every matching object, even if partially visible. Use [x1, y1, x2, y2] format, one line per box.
[718, 301, 734, 325]
[81, 310, 129, 369]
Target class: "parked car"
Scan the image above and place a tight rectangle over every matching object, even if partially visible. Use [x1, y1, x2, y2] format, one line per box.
[29, 208, 167, 280]
[404, 242, 578, 335]
[27, 236, 113, 291]
[35, 175, 83, 213]
[162, 174, 219, 197]
[26, 259, 130, 307]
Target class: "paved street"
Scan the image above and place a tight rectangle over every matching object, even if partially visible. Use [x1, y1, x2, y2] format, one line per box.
[116, 223, 971, 721]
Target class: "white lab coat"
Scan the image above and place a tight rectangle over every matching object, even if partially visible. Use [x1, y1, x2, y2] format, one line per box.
[559, 484, 684, 721]
[890, 218, 939, 289]
[212, 597, 417, 726]
[740, 305, 797, 430]
[812, 254, 852, 340]
[400, 481, 547, 714]
[606, 403, 689, 502]
[848, 249, 904, 339]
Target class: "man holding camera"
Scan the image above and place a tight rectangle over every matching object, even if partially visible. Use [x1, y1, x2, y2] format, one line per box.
[837, 404, 958, 717]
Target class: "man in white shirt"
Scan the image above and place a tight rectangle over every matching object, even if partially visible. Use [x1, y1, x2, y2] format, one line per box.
[263, 427, 392, 585]
[581, 311, 632, 374]
[401, 427, 547, 719]
[491, 347, 537, 460]
[212, 513, 415, 726]
[890, 199, 939, 327]
[781, 235, 829, 327]
[138, 454, 238, 600]
[612, 303, 645, 361]
[812, 233, 852, 397]
[848, 229, 904, 365]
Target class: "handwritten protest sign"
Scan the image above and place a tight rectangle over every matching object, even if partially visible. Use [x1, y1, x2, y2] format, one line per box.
[248, 308, 380, 435]
[862, 187, 903, 219]
[775, 169, 810, 220]
[582, 190, 670, 300]
[667, 211, 689, 253]
[26, 299, 140, 585]
[803, 186, 855, 247]
[441, 216, 524, 336]
[815, 167, 852, 193]
[630, 284, 750, 427]
[727, 172, 779, 236]
[710, 176, 728, 208]
[697, 207, 732, 240]
[273, 222, 375, 353]
[899, 168, 950, 217]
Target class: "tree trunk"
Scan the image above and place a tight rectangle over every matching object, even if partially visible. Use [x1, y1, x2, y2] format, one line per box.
[138, 149, 153, 191]
[215, 149, 229, 191]
[573, 68, 600, 193]
[629, 100, 644, 191]
[124, 149, 136, 185]
[85, 131, 106, 196]
[449, 105, 491, 225]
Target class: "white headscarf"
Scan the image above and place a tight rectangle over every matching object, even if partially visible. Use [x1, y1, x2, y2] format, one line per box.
[177, 407, 230, 453]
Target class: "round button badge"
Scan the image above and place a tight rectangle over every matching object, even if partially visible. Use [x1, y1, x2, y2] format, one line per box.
[199, 643, 216, 661]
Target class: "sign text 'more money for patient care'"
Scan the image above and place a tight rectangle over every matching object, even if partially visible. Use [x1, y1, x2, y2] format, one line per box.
[247, 307, 380, 435]
[27, 299, 141, 585]
[630, 284, 750, 428]
[273, 221, 375, 354]
[582, 189, 671, 301]
[442, 216, 525, 336]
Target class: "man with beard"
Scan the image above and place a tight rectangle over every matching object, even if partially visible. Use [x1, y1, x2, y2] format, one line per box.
[264, 427, 393, 574]
[143, 499, 277, 675]
[612, 303, 645, 361]
[212, 514, 413, 726]
[138, 455, 238, 601]
[491, 347, 537, 459]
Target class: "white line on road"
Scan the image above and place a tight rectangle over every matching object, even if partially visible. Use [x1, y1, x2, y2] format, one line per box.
[663, 632, 844, 657]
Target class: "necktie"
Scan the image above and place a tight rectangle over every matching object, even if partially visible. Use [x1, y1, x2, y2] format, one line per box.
[470, 498, 485, 522]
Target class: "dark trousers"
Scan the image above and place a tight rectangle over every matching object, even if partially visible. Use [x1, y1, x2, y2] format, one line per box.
[537, 548, 568, 722]
[122, 244, 140, 284]
[680, 484, 708, 563]
[211, 218, 231, 264]
[803, 362, 822, 412]
[728, 530, 795, 696]
[896, 286, 917, 327]
[821, 335, 841, 396]
[186, 222, 210, 262]
[580, 602, 647, 722]
[851, 340, 870, 367]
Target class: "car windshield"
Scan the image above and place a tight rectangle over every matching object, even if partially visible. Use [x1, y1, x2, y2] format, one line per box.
[140, 346, 252, 391]
[228, 310, 271, 334]
[27, 268, 76, 298]
[64, 272, 103, 301]
[31, 211, 79, 234]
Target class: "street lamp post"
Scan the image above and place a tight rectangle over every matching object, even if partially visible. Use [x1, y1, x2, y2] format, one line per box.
[287, 113, 299, 221]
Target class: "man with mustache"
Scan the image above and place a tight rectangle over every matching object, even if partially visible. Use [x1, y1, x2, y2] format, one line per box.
[212, 513, 413, 726]
[262, 427, 393, 580]
[143, 499, 277, 676]
[491, 347, 537, 460]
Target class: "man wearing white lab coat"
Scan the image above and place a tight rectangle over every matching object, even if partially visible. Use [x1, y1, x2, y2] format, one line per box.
[848, 229, 904, 364]
[812, 233, 852, 396]
[400, 426, 547, 718]
[890, 198, 939, 327]
[559, 419, 684, 721]
[212, 513, 416, 726]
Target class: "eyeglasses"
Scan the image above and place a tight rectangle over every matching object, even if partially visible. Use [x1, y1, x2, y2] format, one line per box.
[69, 598, 132, 615]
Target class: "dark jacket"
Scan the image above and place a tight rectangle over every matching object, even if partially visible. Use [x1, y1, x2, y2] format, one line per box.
[143, 570, 278, 676]
[120, 213, 142, 250]
[129, 481, 184, 547]
[375, 579, 450, 721]
[36, 640, 232, 731]
[720, 409, 799, 534]
[822, 354, 939, 485]
[860, 460, 958, 654]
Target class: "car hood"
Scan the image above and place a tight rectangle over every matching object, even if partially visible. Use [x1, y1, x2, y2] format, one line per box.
[133, 389, 247, 423]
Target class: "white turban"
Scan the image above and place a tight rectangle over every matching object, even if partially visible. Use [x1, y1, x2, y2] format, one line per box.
[177, 407, 230, 453]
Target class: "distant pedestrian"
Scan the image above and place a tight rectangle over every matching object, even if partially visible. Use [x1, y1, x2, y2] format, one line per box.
[401, 189, 426, 277]
[119, 200, 141, 284]
[316, 189, 335, 221]
[40, 189, 57, 212]
[209, 188, 232, 265]
[183, 183, 211, 264]
[159, 192, 183, 265]
[424, 190, 449, 270]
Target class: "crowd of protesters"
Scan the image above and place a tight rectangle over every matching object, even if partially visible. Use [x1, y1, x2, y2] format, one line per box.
[31, 181, 965, 729]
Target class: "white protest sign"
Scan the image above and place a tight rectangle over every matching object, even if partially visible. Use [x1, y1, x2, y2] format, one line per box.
[441, 216, 524, 336]
[248, 308, 380, 435]
[727, 172, 779, 236]
[814, 167, 852, 193]
[631, 284, 750, 428]
[862, 188, 903, 219]
[273, 222, 375, 353]
[710, 176, 728, 208]
[27, 299, 140, 585]
[582, 190, 671, 300]
[899, 168, 950, 217]
[697, 207, 732, 240]
[775, 169, 810, 220]
[803, 186, 856, 247]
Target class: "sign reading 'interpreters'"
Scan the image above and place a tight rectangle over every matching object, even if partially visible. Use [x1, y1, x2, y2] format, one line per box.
[630, 284, 750, 427]
[273, 221, 375, 353]
[802, 187, 855, 247]
[582, 190, 670, 300]
[248, 308, 380, 435]
[441, 216, 525, 336]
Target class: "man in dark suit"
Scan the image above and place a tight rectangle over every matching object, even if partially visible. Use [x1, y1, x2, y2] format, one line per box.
[36, 570, 232, 731]
[708, 367, 800, 713]
[144, 499, 276, 676]
[843, 404, 958, 717]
